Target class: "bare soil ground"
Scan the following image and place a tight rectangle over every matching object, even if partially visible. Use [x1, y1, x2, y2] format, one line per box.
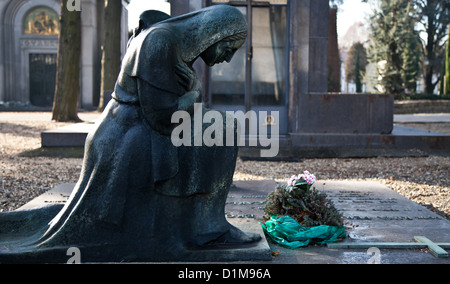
[0, 111, 448, 220]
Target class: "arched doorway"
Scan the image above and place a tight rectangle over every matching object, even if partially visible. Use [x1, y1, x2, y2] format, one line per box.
[23, 6, 60, 107]
[1, 0, 60, 106]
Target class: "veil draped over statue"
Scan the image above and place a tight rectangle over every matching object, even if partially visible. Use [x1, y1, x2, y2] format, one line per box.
[0, 5, 257, 263]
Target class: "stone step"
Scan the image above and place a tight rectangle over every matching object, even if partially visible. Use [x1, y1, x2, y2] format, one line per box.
[40, 122, 450, 157]
[41, 122, 95, 147]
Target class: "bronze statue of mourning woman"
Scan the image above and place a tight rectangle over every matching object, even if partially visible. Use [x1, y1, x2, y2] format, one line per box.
[0, 5, 261, 263]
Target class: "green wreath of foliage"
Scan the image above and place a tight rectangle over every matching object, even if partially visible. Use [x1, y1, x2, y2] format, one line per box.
[263, 181, 344, 228]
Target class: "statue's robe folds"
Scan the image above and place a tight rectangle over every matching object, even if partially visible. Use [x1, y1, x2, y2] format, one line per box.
[0, 29, 238, 263]
[0, 5, 256, 263]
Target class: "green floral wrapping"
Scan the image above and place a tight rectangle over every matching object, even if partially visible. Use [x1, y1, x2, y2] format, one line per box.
[260, 216, 346, 249]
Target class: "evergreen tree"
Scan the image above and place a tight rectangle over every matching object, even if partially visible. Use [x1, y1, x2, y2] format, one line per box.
[400, 2, 421, 94]
[345, 42, 367, 93]
[355, 51, 362, 92]
[368, 0, 420, 98]
[415, 0, 449, 94]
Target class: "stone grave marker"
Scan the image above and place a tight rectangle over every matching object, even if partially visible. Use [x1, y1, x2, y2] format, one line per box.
[318, 180, 450, 241]
[225, 180, 277, 220]
[11, 179, 450, 263]
[319, 180, 450, 258]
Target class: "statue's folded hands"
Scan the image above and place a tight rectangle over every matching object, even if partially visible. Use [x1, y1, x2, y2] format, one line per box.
[0, 5, 261, 263]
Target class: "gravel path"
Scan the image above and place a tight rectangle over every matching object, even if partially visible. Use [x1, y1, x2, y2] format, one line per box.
[0, 112, 449, 220]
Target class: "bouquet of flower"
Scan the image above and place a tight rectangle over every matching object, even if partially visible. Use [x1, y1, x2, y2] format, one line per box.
[263, 171, 343, 227]
[287, 171, 316, 191]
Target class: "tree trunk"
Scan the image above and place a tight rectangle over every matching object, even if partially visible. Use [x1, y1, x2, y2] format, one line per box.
[52, 0, 82, 122]
[98, 0, 122, 111]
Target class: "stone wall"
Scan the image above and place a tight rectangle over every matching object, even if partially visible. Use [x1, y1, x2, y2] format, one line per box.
[394, 100, 450, 114]
[296, 93, 394, 134]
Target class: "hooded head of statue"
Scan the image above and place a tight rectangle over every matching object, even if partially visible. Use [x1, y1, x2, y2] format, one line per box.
[154, 4, 248, 66]
[124, 5, 248, 96]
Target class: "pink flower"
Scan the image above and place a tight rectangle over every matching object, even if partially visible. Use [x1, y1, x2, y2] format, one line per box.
[298, 171, 316, 185]
[287, 171, 316, 187]
[288, 175, 298, 186]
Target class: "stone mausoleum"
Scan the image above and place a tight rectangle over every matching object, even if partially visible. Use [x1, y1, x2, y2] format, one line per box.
[0, 0, 129, 108]
[8, 0, 438, 156]
[171, 0, 395, 156]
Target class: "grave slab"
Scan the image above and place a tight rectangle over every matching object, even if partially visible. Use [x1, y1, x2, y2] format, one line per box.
[9, 180, 450, 263]
[13, 182, 274, 263]
[228, 180, 450, 263]
[18, 183, 73, 210]
[319, 180, 450, 243]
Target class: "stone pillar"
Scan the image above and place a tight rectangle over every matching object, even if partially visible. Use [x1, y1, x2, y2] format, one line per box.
[328, 7, 341, 92]
[121, 3, 129, 61]
[308, 0, 329, 93]
[79, 0, 128, 109]
[0, 0, 7, 103]
[170, 0, 208, 103]
[170, 0, 206, 15]
[170, 0, 190, 16]
[80, 0, 97, 108]
[288, 0, 329, 133]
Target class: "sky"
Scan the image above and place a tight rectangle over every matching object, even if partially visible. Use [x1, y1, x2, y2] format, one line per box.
[127, 0, 171, 29]
[127, 0, 373, 38]
[337, 0, 372, 39]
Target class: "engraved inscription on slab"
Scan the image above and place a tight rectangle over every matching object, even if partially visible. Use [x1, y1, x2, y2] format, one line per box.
[323, 189, 441, 222]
